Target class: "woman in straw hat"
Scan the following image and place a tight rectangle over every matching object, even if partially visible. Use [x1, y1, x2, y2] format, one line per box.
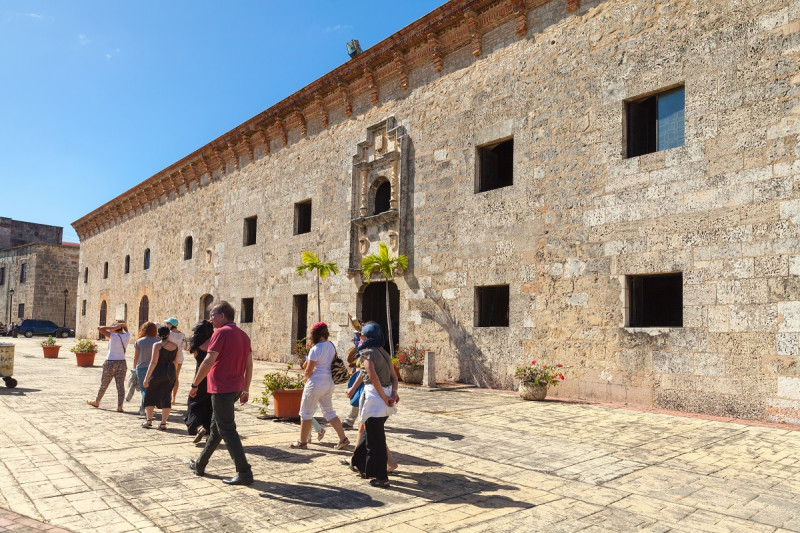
[87, 321, 131, 412]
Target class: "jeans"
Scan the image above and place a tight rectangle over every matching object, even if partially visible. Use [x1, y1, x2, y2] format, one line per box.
[196, 391, 251, 474]
[136, 366, 148, 413]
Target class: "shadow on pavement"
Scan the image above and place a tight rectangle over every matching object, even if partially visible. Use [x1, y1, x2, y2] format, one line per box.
[257, 480, 384, 509]
[388, 471, 531, 508]
[388, 451, 443, 468]
[244, 445, 326, 464]
[0, 387, 41, 396]
[386, 426, 464, 441]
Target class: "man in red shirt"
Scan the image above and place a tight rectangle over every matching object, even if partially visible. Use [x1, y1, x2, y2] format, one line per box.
[188, 301, 254, 485]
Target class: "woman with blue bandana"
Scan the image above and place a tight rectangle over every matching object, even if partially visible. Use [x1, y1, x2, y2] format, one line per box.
[349, 322, 399, 488]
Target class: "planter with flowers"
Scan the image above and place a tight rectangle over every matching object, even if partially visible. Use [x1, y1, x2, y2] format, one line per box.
[254, 365, 305, 418]
[395, 342, 425, 384]
[514, 360, 565, 400]
[70, 338, 98, 367]
[41, 335, 61, 358]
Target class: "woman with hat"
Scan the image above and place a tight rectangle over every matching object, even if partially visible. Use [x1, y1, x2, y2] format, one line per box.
[290, 322, 350, 450]
[348, 321, 399, 488]
[87, 321, 130, 412]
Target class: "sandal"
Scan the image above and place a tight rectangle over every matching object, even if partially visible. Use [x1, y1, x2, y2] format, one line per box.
[334, 438, 350, 450]
[289, 441, 308, 449]
[86, 400, 99, 408]
[339, 459, 359, 473]
[369, 478, 390, 488]
[117, 407, 124, 413]
[141, 419, 153, 429]
[158, 422, 167, 431]
[317, 428, 326, 442]
[193, 427, 207, 444]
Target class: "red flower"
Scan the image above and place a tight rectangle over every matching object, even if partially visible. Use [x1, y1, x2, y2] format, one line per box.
[557, 363, 563, 368]
[532, 360, 536, 365]
[559, 374, 565, 380]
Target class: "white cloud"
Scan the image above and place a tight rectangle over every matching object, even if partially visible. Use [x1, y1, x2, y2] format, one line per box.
[105, 48, 120, 60]
[324, 24, 353, 33]
[78, 33, 90, 46]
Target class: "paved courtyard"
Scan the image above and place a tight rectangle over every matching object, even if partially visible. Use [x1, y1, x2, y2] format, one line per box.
[1, 336, 799, 532]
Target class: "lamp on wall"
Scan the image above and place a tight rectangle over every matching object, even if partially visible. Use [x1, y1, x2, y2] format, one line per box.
[63, 288, 69, 327]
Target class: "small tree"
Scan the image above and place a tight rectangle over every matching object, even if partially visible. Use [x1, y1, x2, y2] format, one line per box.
[360, 242, 408, 357]
[296, 251, 339, 323]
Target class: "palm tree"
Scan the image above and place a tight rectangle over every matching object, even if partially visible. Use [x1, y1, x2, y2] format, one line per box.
[360, 242, 408, 357]
[296, 251, 339, 322]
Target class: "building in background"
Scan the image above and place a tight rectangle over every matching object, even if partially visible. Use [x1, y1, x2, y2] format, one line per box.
[73, 0, 800, 424]
[0, 218, 79, 329]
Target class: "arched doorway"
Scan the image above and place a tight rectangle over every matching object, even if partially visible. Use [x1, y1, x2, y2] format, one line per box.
[360, 282, 399, 352]
[138, 296, 149, 328]
[200, 294, 214, 320]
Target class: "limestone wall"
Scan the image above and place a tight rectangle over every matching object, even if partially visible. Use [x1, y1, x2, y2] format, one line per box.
[75, 0, 800, 423]
[0, 218, 63, 249]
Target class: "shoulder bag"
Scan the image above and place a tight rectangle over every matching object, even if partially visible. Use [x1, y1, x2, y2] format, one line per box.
[329, 341, 349, 384]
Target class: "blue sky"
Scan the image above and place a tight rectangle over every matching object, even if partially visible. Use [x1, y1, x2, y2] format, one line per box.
[0, 1, 445, 243]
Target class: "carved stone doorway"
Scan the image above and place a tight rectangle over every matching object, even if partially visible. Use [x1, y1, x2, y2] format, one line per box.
[360, 282, 399, 352]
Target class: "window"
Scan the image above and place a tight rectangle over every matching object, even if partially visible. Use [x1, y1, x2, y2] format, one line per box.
[243, 216, 257, 246]
[294, 201, 312, 235]
[627, 273, 683, 327]
[477, 138, 513, 192]
[81, 300, 87, 316]
[374, 182, 391, 215]
[626, 86, 685, 157]
[84, 267, 88, 283]
[201, 294, 214, 320]
[124, 255, 130, 274]
[143, 249, 150, 270]
[19, 264, 26, 283]
[475, 285, 509, 327]
[99, 300, 107, 326]
[241, 298, 254, 323]
[138, 296, 149, 328]
[0, 266, 4, 285]
[292, 294, 308, 348]
[17, 303, 24, 318]
[103, 262, 109, 279]
[184, 236, 193, 260]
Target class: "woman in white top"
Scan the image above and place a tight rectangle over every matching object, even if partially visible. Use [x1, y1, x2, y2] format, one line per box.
[87, 321, 130, 412]
[290, 322, 349, 450]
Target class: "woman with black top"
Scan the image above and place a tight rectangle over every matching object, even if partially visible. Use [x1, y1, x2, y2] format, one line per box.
[184, 320, 214, 443]
[142, 326, 179, 430]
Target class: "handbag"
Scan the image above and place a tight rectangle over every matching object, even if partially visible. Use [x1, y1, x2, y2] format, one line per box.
[347, 371, 364, 407]
[330, 342, 349, 384]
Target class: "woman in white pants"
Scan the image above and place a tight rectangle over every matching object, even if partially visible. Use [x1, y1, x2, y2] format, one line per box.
[290, 322, 349, 450]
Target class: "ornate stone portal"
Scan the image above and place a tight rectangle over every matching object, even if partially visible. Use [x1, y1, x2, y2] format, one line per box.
[349, 117, 407, 274]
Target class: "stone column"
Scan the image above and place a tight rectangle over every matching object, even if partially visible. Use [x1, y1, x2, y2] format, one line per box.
[423, 351, 436, 388]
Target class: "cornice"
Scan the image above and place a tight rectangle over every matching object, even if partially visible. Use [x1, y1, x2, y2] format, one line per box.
[73, 0, 575, 241]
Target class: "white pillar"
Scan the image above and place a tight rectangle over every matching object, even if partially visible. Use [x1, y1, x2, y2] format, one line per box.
[423, 350, 436, 388]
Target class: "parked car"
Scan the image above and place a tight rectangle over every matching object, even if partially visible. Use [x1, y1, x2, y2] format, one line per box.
[16, 319, 74, 338]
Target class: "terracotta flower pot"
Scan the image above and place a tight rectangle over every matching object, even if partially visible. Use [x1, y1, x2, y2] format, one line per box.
[272, 388, 304, 418]
[398, 364, 423, 384]
[519, 382, 547, 400]
[42, 345, 61, 359]
[394, 363, 402, 382]
[75, 352, 96, 367]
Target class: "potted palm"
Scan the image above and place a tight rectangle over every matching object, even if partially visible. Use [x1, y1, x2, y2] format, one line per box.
[41, 335, 62, 358]
[360, 241, 408, 359]
[395, 341, 425, 384]
[514, 360, 565, 400]
[254, 366, 305, 418]
[70, 338, 98, 367]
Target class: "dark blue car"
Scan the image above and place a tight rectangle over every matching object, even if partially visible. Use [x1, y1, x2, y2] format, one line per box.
[17, 319, 74, 338]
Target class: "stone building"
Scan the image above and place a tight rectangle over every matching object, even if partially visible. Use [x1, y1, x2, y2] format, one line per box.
[73, 0, 800, 424]
[0, 219, 79, 328]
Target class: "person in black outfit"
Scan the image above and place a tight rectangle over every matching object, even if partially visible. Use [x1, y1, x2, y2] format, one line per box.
[184, 320, 214, 443]
[142, 326, 179, 430]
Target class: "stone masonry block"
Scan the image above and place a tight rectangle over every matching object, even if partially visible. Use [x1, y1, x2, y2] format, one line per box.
[777, 376, 800, 400]
[776, 333, 799, 356]
[778, 301, 800, 332]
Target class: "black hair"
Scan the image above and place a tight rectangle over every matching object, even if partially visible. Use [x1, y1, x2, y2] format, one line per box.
[189, 320, 214, 353]
[157, 325, 171, 340]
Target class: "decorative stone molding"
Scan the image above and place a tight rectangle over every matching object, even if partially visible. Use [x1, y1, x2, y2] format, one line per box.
[427, 32, 444, 73]
[568, 0, 579, 12]
[349, 116, 407, 272]
[72, 0, 561, 241]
